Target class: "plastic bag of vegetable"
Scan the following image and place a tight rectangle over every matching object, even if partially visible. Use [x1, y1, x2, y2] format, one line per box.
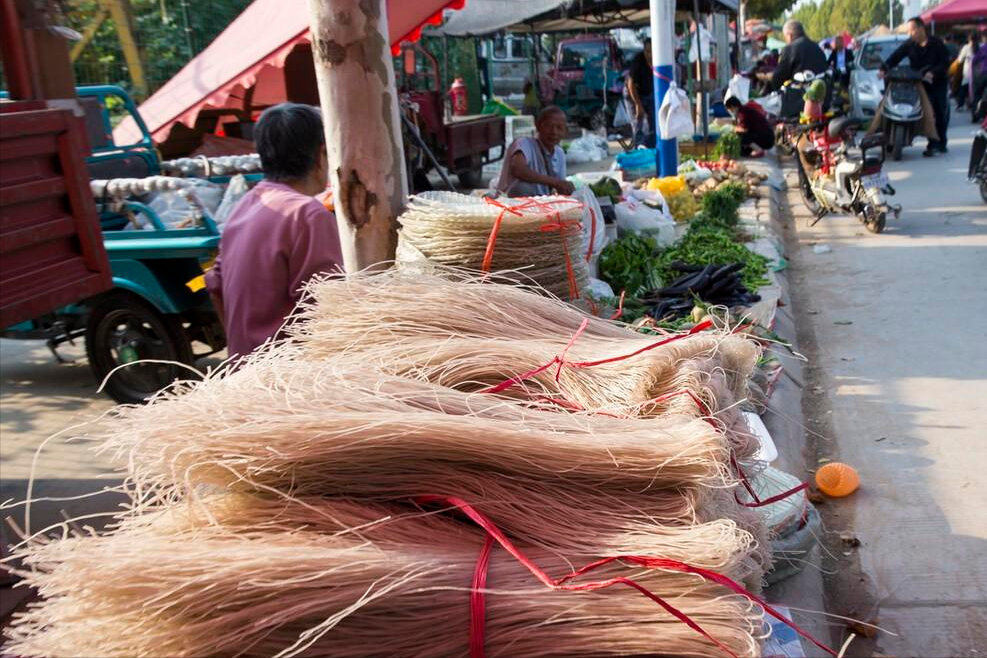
[615, 199, 676, 246]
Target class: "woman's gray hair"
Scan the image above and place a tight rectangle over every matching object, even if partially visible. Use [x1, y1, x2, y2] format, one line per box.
[783, 20, 805, 38]
[254, 103, 325, 182]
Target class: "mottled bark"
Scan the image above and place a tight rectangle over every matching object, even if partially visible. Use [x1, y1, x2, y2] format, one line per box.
[309, 0, 407, 272]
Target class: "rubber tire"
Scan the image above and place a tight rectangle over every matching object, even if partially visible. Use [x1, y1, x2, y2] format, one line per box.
[457, 166, 484, 190]
[775, 124, 794, 156]
[796, 158, 826, 220]
[85, 292, 195, 405]
[891, 124, 904, 161]
[865, 211, 887, 234]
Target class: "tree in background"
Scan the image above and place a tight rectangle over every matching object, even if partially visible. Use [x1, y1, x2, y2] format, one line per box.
[66, 0, 252, 96]
[790, 0, 905, 40]
[746, 0, 799, 21]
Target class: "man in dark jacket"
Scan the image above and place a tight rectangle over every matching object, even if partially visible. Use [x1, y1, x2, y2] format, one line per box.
[828, 36, 854, 88]
[771, 20, 828, 90]
[882, 17, 951, 155]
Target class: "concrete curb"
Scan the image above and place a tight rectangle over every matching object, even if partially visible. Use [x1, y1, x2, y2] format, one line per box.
[741, 160, 832, 657]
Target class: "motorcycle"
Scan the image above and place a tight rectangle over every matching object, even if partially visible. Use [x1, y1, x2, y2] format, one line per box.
[880, 67, 924, 161]
[764, 70, 838, 157]
[795, 115, 901, 233]
[969, 117, 987, 204]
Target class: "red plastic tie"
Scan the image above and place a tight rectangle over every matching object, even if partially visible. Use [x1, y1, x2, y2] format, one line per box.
[731, 452, 810, 508]
[608, 290, 626, 321]
[469, 534, 494, 658]
[554, 318, 589, 382]
[481, 196, 585, 301]
[585, 206, 597, 263]
[415, 495, 837, 658]
[651, 66, 675, 83]
[568, 319, 713, 369]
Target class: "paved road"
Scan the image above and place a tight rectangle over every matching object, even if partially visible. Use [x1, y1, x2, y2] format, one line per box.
[787, 117, 987, 656]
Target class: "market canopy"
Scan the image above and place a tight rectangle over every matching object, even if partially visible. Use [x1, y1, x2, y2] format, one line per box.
[434, 0, 738, 35]
[432, 0, 569, 36]
[115, 0, 464, 145]
[922, 0, 987, 24]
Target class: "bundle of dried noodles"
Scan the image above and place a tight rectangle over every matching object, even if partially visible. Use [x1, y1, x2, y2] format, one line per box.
[5, 495, 763, 658]
[396, 193, 589, 300]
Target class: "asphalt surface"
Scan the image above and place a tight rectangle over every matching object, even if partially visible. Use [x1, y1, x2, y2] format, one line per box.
[786, 115, 987, 657]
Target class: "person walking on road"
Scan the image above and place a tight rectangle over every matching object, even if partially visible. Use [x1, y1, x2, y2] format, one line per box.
[881, 17, 951, 156]
[955, 33, 979, 109]
[771, 20, 828, 91]
[828, 36, 854, 89]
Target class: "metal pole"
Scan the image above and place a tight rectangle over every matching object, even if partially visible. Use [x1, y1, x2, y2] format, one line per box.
[179, 0, 194, 58]
[650, 0, 677, 177]
[400, 113, 456, 191]
[889, 0, 894, 30]
[738, 1, 746, 69]
[692, 5, 708, 161]
[442, 34, 450, 97]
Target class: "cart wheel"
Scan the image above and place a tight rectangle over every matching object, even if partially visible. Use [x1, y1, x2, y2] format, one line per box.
[85, 292, 197, 404]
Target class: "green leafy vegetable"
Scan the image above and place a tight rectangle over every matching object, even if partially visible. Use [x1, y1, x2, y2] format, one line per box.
[588, 176, 623, 204]
[598, 234, 665, 298]
[711, 131, 741, 160]
[656, 226, 770, 292]
[689, 183, 748, 234]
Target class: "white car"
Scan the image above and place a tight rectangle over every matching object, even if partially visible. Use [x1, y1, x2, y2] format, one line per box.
[851, 35, 910, 118]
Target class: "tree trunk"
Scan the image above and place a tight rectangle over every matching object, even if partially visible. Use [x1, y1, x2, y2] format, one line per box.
[309, 0, 407, 272]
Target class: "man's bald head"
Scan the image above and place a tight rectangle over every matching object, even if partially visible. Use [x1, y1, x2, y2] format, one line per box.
[537, 105, 566, 124]
[783, 20, 805, 44]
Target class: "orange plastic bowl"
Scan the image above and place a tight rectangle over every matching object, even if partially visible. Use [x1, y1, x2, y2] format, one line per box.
[815, 462, 860, 497]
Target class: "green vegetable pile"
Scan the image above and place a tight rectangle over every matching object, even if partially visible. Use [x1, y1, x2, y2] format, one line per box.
[595, 181, 768, 323]
[598, 234, 664, 298]
[711, 131, 741, 160]
[588, 176, 622, 204]
[688, 183, 747, 234]
[656, 226, 770, 292]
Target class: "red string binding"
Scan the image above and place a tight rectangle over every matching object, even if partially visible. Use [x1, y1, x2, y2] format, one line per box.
[608, 290, 626, 320]
[469, 535, 494, 658]
[480, 319, 714, 396]
[416, 495, 837, 658]
[585, 206, 597, 263]
[481, 197, 584, 301]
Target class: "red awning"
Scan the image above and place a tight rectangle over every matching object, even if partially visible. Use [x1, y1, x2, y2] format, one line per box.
[922, 0, 987, 24]
[115, 0, 463, 144]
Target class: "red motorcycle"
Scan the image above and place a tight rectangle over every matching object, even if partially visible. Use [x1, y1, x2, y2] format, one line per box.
[795, 115, 901, 233]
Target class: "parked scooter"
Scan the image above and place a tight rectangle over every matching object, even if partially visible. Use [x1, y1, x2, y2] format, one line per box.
[969, 117, 987, 204]
[763, 70, 837, 156]
[880, 67, 924, 161]
[795, 115, 901, 233]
